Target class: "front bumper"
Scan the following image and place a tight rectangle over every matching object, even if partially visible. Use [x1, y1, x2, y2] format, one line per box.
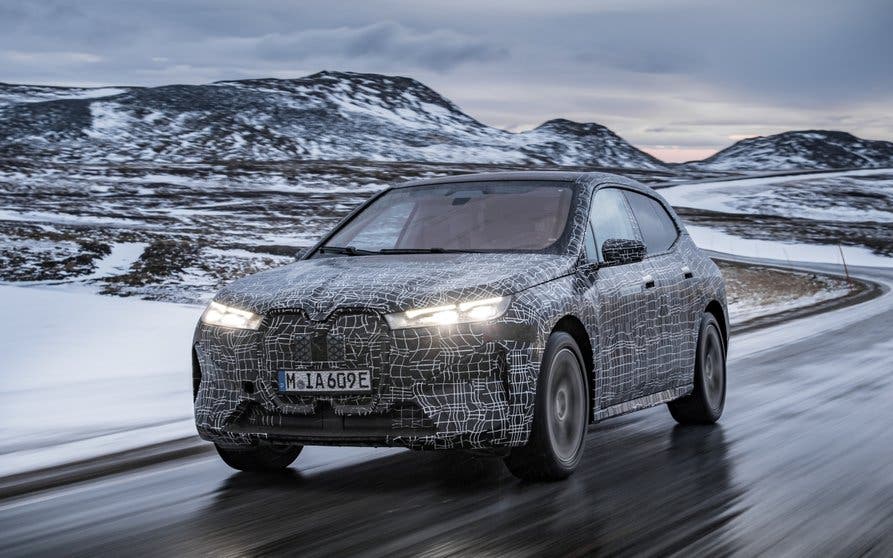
[193, 310, 541, 450]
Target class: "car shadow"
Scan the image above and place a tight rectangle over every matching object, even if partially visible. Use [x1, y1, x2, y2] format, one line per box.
[215, 448, 509, 495]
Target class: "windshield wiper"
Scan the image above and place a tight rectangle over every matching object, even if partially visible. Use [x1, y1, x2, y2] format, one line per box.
[317, 245, 377, 256]
[376, 248, 486, 254]
[319, 246, 487, 256]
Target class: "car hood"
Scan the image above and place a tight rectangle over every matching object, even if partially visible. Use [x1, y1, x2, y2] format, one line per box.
[213, 252, 576, 319]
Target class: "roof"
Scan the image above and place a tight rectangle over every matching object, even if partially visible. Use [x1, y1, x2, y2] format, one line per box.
[393, 170, 642, 189]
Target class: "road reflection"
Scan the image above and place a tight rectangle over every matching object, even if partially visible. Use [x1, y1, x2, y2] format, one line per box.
[199, 420, 742, 556]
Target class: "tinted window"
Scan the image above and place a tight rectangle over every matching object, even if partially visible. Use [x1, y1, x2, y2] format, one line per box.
[590, 188, 640, 262]
[623, 191, 679, 254]
[324, 181, 576, 253]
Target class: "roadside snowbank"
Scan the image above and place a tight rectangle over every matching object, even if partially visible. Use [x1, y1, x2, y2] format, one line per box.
[0, 285, 201, 476]
[687, 225, 892, 268]
[716, 260, 854, 325]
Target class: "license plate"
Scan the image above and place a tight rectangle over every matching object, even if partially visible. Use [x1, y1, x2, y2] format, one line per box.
[277, 370, 372, 393]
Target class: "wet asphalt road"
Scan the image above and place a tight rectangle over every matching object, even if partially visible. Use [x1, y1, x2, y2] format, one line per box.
[1, 262, 892, 557]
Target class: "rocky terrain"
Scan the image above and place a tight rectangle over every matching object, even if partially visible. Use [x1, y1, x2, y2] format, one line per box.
[0, 72, 665, 169]
[1, 70, 891, 302]
[0, 158, 680, 302]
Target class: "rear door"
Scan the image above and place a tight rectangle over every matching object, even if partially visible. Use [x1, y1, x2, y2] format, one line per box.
[585, 188, 663, 410]
[622, 190, 693, 393]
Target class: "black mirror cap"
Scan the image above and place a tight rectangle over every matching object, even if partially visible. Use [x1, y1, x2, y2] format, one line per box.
[601, 238, 646, 266]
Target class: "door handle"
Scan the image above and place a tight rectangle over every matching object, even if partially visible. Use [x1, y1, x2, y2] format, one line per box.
[681, 266, 694, 279]
[643, 274, 655, 289]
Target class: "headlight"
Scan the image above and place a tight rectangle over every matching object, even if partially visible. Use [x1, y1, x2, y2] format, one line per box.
[200, 301, 263, 330]
[385, 296, 511, 329]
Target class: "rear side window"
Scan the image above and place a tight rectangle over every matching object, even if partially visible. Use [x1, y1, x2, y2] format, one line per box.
[590, 188, 640, 262]
[623, 191, 679, 254]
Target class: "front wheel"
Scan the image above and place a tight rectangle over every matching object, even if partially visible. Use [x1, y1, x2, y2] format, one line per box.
[505, 332, 588, 481]
[215, 442, 303, 472]
[668, 313, 726, 424]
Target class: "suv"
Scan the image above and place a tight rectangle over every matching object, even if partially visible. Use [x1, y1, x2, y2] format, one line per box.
[192, 172, 728, 481]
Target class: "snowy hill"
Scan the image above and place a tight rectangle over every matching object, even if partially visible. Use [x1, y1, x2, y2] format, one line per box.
[686, 130, 893, 171]
[0, 71, 664, 169]
[518, 118, 665, 168]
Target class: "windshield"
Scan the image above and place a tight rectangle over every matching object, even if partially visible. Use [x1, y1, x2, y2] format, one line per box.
[320, 181, 577, 254]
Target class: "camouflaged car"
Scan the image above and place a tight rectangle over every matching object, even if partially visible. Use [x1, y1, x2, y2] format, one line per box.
[192, 172, 728, 480]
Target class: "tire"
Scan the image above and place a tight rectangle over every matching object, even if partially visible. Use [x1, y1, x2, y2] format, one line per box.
[215, 442, 303, 472]
[505, 332, 588, 481]
[668, 313, 726, 424]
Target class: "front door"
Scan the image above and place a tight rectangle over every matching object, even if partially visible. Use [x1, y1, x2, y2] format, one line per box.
[621, 189, 694, 394]
[585, 188, 664, 410]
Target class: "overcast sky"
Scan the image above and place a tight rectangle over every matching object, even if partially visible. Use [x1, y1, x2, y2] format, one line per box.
[2, 0, 891, 161]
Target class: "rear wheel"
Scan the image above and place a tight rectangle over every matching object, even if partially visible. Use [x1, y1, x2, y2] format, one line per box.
[505, 332, 588, 481]
[215, 442, 303, 472]
[668, 313, 726, 424]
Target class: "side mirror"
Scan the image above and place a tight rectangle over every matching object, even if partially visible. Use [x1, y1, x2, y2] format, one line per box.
[601, 238, 646, 266]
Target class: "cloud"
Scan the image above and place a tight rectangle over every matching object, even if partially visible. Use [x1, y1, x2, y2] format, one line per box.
[249, 21, 507, 72]
[2, 50, 102, 64]
[0, 0, 890, 151]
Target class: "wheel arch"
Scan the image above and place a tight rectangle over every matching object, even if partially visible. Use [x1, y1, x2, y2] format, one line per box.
[705, 300, 728, 350]
[192, 346, 202, 401]
[551, 315, 595, 423]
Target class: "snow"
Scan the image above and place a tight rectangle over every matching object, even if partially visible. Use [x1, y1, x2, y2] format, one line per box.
[0, 283, 409, 478]
[81, 242, 147, 281]
[0, 285, 202, 476]
[0, 208, 144, 227]
[730, 266, 893, 362]
[64, 88, 128, 101]
[87, 102, 130, 133]
[661, 168, 893, 223]
[0, 86, 128, 107]
[1, 72, 664, 168]
[686, 225, 892, 268]
[661, 168, 893, 268]
[687, 131, 893, 171]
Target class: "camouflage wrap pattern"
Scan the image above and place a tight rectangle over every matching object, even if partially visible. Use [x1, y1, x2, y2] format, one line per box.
[193, 172, 727, 450]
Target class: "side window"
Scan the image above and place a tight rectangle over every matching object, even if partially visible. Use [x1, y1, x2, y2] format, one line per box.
[590, 188, 640, 262]
[623, 191, 679, 254]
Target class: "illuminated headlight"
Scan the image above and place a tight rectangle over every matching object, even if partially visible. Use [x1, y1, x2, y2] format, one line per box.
[385, 296, 511, 329]
[200, 301, 263, 330]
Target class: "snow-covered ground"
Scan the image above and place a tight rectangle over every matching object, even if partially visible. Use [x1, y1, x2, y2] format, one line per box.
[658, 168, 893, 268]
[0, 85, 129, 108]
[0, 285, 201, 476]
[661, 168, 893, 223]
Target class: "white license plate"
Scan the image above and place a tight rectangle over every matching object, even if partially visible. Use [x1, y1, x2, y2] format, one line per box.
[278, 370, 372, 393]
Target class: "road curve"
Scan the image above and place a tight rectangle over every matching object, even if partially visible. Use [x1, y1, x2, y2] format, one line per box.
[1, 259, 892, 557]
